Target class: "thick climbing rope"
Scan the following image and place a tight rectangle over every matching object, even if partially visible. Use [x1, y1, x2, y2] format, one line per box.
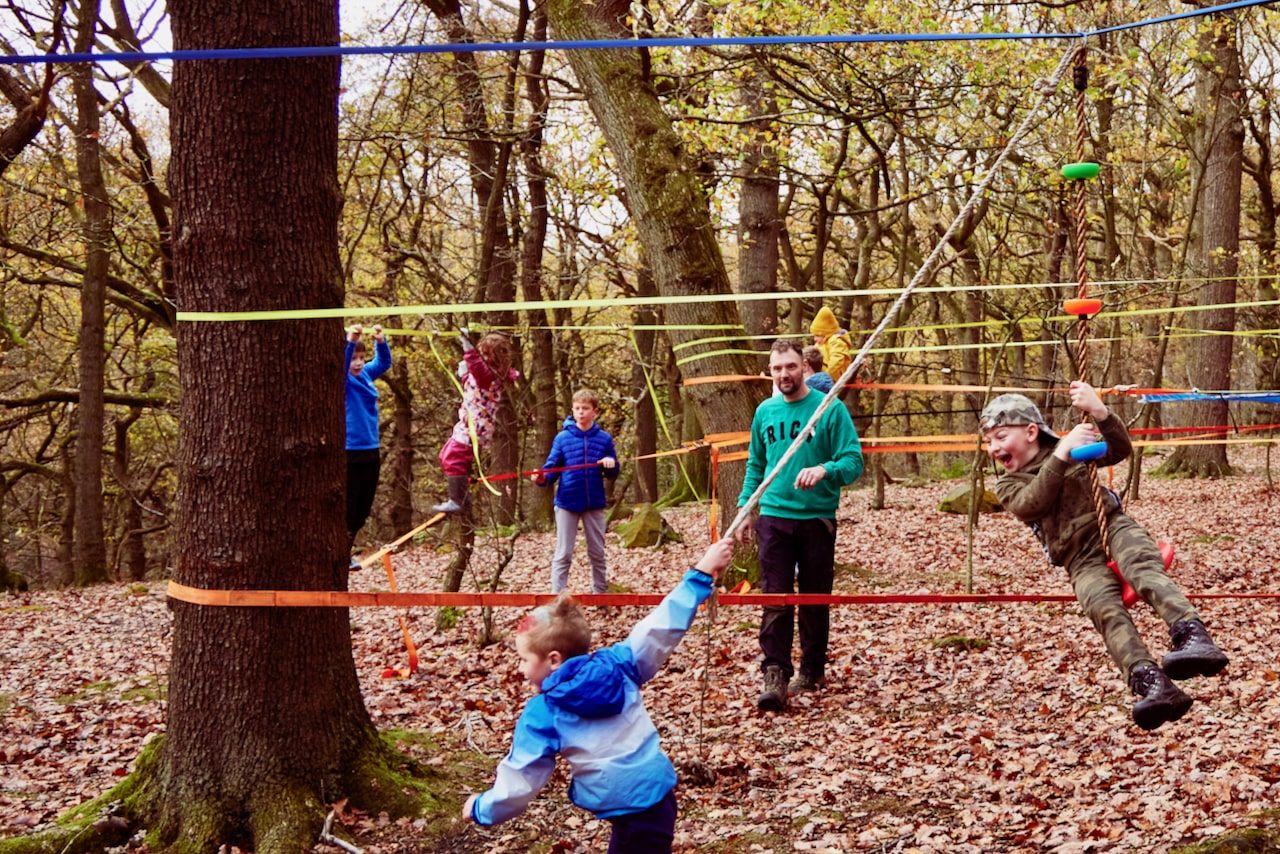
[1069, 47, 1116, 564]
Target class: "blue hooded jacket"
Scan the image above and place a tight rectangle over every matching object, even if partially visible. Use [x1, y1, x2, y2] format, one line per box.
[540, 416, 619, 512]
[469, 569, 714, 825]
[344, 338, 391, 451]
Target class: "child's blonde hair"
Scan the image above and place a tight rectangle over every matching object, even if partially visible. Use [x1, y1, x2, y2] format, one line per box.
[477, 332, 514, 379]
[572, 388, 600, 409]
[518, 591, 591, 659]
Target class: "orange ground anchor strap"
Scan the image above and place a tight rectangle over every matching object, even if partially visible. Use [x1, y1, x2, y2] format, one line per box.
[166, 584, 1280, 608]
[381, 551, 419, 676]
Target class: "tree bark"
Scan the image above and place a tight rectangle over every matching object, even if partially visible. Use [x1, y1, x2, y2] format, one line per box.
[1159, 11, 1242, 477]
[72, 0, 110, 585]
[129, 1, 387, 850]
[632, 265, 659, 503]
[546, 0, 762, 531]
[736, 59, 781, 349]
[518, 8, 558, 527]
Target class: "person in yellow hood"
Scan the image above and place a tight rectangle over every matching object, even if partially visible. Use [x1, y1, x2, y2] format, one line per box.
[809, 307, 851, 381]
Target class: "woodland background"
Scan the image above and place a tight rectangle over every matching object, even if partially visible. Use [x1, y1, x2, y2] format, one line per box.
[3, 0, 1280, 852]
[3, 450, 1278, 852]
[2, 0, 1279, 591]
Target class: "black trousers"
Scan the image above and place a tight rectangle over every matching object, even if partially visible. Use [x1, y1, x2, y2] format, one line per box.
[606, 788, 677, 854]
[755, 514, 837, 680]
[346, 449, 381, 548]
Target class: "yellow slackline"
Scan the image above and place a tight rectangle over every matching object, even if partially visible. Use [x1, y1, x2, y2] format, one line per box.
[175, 285, 1280, 324]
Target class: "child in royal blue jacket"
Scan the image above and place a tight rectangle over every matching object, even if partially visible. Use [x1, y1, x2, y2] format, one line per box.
[531, 389, 619, 593]
[463, 539, 734, 853]
[344, 324, 391, 568]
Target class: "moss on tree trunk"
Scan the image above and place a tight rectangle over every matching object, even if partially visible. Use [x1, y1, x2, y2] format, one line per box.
[0, 733, 453, 854]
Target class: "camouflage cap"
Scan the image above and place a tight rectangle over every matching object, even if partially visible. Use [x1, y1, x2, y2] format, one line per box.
[979, 394, 1057, 442]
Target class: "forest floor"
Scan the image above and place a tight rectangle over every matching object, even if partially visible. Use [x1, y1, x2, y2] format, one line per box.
[2, 446, 1279, 853]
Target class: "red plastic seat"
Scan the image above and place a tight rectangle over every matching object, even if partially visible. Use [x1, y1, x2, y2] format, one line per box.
[1108, 541, 1174, 608]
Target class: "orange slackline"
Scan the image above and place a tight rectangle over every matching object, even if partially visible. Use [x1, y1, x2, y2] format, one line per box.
[165, 582, 1280, 608]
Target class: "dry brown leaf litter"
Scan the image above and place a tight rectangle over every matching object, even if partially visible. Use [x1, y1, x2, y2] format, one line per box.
[2, 448, 1279, 853]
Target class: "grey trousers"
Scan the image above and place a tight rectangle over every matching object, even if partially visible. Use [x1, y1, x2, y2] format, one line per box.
[551, 506, 608, 594]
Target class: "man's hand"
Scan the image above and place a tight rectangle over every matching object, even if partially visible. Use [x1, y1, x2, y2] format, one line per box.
[462, 794, 477, 823]
[733, 518, 754, 546]
[794, 465, 827, 490]
[694, 538, 735, 581]
[530, 472, 547, 486]
[599, 456, 616, 470]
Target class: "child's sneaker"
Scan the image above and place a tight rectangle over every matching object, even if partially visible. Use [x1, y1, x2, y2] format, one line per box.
[1162, 619, 1229, 680]
[431, 498, 463, 514]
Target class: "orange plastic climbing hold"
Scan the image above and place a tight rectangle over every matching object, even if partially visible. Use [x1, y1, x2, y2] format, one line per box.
[1063, 298, 1103, 317]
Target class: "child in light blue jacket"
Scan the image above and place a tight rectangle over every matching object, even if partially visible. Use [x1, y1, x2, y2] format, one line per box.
[463, 539, 734, 853]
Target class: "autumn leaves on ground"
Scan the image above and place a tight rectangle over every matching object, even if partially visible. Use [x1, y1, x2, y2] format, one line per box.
[3, 448, 1279, 853]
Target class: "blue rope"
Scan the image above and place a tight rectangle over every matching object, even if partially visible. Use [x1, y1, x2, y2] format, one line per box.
[2, 0, 1273, 66]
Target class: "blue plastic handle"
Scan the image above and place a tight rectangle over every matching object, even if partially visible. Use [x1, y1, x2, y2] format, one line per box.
[1069, 441, 1108, 462]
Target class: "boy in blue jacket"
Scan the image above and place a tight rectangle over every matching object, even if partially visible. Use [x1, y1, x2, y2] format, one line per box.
[344, 324, 391, 569]
[532, 389, 620, 593]
[464, 538, 734, 853]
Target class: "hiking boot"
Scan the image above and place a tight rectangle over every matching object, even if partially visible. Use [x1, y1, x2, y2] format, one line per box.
[348, 556, 363, 572]
[1129, 664, 1193, 731]
[1162, 619, 1229, 681]
[757, 665, 788, 712]
[788, 671, 825, 694]
[432, 476, 470, 514]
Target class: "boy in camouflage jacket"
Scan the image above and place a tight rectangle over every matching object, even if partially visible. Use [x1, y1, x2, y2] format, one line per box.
[981, 381, 1228, 730]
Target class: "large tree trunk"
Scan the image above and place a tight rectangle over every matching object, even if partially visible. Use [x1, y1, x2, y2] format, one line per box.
[518, 13, 558, 528]
[72, 0, 109, 585]
[546, 0, 762, 531]
[1159, 11, 1242, 478]
[109, 2, 394, 850]
[736, 60, 781, 349]
[632, 266, 659, 503]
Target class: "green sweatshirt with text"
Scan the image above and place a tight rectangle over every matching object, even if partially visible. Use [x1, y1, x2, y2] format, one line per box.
[737, 390, 864, 519]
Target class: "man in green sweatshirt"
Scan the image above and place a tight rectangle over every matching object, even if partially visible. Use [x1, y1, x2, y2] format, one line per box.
[735, 340, 865, 711]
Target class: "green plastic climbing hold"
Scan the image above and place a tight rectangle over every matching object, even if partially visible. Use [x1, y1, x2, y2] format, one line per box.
[1061, 162, 1101, 180]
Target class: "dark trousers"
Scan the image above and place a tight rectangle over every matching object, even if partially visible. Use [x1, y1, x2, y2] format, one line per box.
[346, 449, 381, 548]
[756, 514, 837, 680]
[607, 788, 677, 854]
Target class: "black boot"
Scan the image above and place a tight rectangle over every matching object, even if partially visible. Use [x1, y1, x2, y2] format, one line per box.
[1162, 619, 1229, 681]
[757, 665, 788, 712]
[432, 476, 470, 514]
[1129, 664, 1192, 731]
